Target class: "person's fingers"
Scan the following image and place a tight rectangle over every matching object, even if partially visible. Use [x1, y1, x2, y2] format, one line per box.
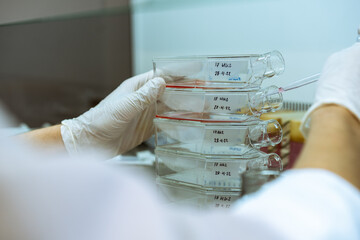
[115, 77, 165, 122]
[120, 70, 155, 91]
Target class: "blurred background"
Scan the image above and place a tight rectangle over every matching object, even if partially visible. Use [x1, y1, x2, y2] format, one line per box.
[0, 0, 359, 127]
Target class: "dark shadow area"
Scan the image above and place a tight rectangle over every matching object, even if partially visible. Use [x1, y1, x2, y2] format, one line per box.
[0, 13, 131, 127]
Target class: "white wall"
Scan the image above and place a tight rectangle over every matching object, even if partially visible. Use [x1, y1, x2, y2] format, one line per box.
[131, 0, 360, 103]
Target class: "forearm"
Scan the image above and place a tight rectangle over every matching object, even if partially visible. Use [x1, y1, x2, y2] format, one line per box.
[16, 124, 66, 152]
[294, 105, 360, 189]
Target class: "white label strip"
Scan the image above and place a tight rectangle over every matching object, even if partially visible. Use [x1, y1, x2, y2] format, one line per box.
[208, 59, 249, 82]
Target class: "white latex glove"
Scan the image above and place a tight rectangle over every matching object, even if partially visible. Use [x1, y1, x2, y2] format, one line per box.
[61, 71, 165, 158]
[300, 43, 360, 137]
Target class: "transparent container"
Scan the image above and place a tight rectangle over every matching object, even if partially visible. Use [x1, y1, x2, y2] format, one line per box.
[157, 85, 283, 120]
[154, 117, 282, 155]
[155, 147, 281, 191]
[157, 182, 241, 209]
[153, 51, 285, 88]
[241, 157, 283, 196]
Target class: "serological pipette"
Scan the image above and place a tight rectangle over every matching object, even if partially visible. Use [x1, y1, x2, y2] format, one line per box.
[266, 73, 320, 97]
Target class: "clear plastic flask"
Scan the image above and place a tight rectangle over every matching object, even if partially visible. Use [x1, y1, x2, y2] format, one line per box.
[156, 147, 281, 191]
[154, 117, 282, 155]
[157, 85, 283, 120]
[153, 51, 285, 88]
[241, 156, 283, 195]
[157, 182, 241, 209]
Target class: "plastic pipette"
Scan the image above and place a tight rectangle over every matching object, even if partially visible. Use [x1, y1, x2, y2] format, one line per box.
[266, 73, 320, 96]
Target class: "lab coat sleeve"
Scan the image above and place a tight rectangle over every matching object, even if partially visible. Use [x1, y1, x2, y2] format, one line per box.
[1, 146, 359, 240]
[231, 169, 360, 240]
[0, 155, 175, 240]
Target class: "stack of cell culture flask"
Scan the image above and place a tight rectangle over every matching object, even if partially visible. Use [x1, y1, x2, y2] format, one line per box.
[153, 51, 285, 209]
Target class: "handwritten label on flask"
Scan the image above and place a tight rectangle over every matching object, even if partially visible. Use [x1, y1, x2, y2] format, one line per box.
[212, 195, 234, 209]
[202, 127, 248, 154]
[207, 94, 249, 114]
[208, 59, 249, 82]
[212, 162, 238, 179]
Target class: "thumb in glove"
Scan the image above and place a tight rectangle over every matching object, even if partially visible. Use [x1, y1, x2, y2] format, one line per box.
[61, 77, 166, 158]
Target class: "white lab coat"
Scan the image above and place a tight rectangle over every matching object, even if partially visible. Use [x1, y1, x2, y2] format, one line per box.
[0, 115, 359, 239]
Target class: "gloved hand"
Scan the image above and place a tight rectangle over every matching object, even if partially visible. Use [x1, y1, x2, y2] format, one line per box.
[300, 43, 360, 137]
[61, 71, 166, 158]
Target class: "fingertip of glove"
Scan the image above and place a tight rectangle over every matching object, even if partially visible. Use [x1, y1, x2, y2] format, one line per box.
[133, 77, 166, 104]
[150, 77, 166, 87]
[147, 77, 166, 95]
